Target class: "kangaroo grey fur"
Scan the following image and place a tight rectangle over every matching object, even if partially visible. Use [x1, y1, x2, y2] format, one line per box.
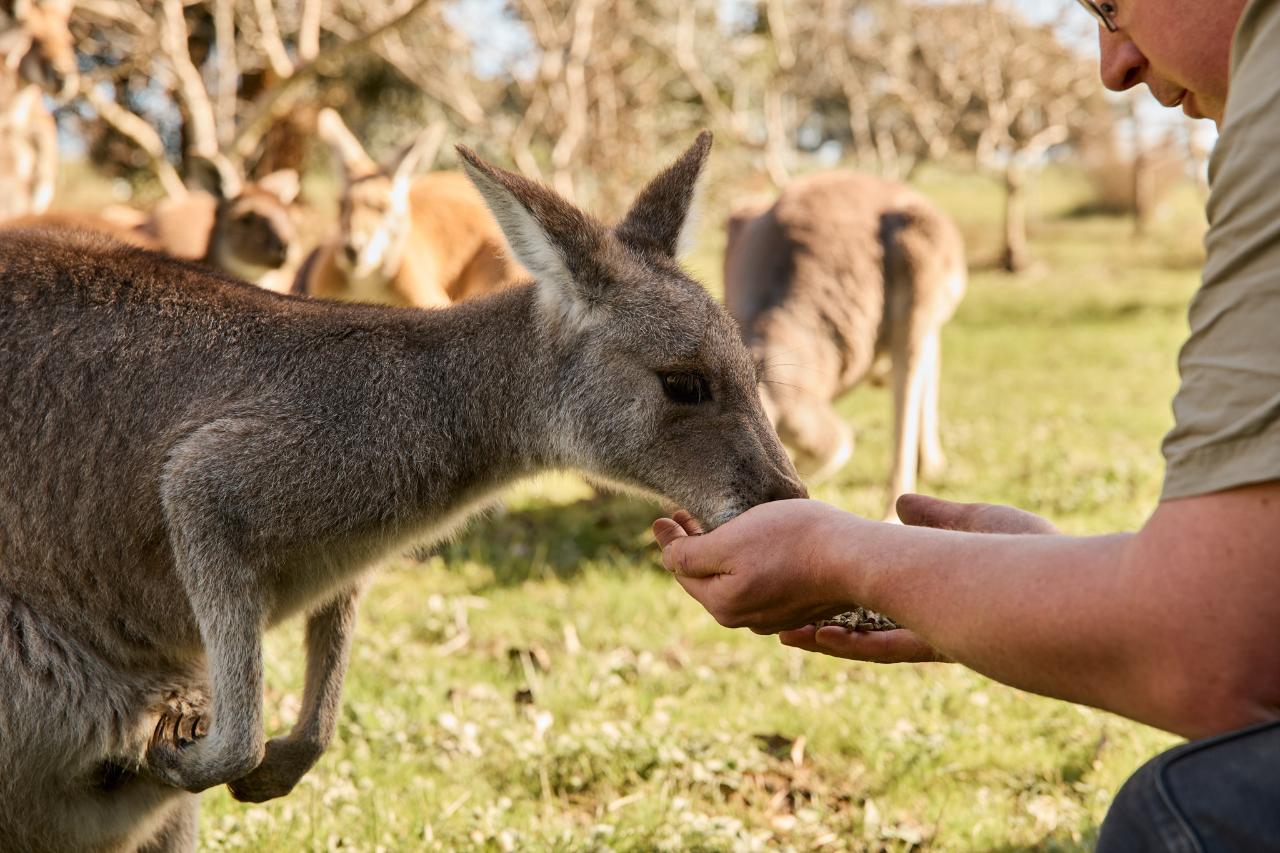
[724, 170, 966, 518]
[0, 133, 805, 852]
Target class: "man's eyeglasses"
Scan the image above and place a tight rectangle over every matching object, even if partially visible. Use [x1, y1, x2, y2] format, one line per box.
[1075, 0, 1119, 33]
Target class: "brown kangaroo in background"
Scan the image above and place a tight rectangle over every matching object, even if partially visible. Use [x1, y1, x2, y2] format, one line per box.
[0, 133, 804, 852]
[0, 207, 163, 248]
[293, 108, 525, 306]
[724, 170, 966, 519]
[1, 165, 300, 290]
[140, 162, 301, 292]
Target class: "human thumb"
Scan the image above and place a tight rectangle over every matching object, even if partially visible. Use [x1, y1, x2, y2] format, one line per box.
[895, 493, 966, 530]
[651, 517, 727, 578]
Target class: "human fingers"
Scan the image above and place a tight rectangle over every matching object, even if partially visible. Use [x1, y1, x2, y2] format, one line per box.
[652, 517, 689, 550]
[655, 520, 729, 578]
[897, 494, 1057, 535]
[779, 625, 948, 663]
[895, 493, 970, 530]
[671, 509, 705, 536]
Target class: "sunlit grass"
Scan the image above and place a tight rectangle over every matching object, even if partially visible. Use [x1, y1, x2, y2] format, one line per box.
[194, 168, 1201, 850]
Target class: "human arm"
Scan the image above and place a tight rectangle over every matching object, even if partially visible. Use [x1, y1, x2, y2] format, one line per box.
[780, 493, 1057, 662]
[655, 483, 1280, 739]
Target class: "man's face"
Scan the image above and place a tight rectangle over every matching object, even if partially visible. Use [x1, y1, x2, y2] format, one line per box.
[1094, 0, 1248, 125]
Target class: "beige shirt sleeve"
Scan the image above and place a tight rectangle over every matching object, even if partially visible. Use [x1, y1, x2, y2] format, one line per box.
[1161, 0, 1280, 500]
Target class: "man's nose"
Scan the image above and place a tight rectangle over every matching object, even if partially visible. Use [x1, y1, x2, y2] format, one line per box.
[1098, 29, 1146, 92]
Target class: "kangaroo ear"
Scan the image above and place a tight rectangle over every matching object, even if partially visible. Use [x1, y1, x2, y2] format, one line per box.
[255, 169, 300, 206]
[457, 145, 611, 332]
[616, 131, 712, 258]
[388, 122, 445, 187]
[187, 154, 242, 201]
[317, 108, 377, 181]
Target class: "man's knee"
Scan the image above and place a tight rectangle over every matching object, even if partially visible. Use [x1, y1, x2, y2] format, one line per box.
[1097, 747, 1198, 853]
[1098, 720, 1280, 853]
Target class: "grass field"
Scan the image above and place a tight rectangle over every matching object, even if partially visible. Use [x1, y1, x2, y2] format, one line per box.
[194, 165, 1205, 851]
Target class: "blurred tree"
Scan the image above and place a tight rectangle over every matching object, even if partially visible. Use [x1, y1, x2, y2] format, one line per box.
[53, 0, 1114, 247]
[68, 0, 430, 196]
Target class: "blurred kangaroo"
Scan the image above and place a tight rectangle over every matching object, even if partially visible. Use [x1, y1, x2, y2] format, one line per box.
[0, 132, 804, 852]
[1, 163, 300, 290]
[724, 171, 966, 518]
[293, 108, 525, 306]
[141, 160, 301, 292]
[0, 208, 163, 248]
[0, 0, 78, 218]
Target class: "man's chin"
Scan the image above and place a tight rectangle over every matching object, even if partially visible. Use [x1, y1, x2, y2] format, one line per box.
[1181, 91, 1204, 119]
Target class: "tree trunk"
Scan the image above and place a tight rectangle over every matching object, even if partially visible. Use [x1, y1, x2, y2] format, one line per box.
[1001, 161, 1028, 273]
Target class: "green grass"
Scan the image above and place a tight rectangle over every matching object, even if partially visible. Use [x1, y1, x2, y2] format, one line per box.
[195, 168, 1202, 850]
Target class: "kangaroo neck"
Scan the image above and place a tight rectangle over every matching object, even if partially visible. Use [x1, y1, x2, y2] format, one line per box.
[391, 285, 562, 491]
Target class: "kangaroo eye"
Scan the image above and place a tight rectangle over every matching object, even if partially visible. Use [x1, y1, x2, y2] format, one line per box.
[659, 372, 712, 405]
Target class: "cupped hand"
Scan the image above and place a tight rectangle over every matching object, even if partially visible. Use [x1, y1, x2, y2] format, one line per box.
[769, 494, 1057, 662]
[778, 624, 951, 663]
[652, 500, 861, 634]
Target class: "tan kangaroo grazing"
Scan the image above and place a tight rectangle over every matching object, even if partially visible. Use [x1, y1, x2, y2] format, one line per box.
[141, 163, 301, 292]
[293, 108, 525, 306]
[724, 170, 967, 519]
[0, 133, 804, 852]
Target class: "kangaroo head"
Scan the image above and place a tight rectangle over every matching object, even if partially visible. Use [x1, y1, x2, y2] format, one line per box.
[1, 0, 78, 100]
[318, 108, 442, 282]
[459, 133, 806, 528]
[191, 156, 299, 281]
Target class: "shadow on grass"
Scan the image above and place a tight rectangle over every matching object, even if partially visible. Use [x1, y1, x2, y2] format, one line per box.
[957, 294, 1184, 329]
[424, 492, 666, 588]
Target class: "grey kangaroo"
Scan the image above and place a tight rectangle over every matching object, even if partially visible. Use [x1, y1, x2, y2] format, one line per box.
[724, 170, 966, 519]
[0, 133, 805, 852]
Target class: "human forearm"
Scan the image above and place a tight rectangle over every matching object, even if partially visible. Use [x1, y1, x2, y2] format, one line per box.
[839, 514, 1280, 737]
[657, 488, 1280, 737]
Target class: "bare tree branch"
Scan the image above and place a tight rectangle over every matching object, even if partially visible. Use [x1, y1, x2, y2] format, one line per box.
[159, 0, 218, 157]
[229, 0, 434, 159]
[299, 0, 321, 63]
[252, 0, 294, 78]
[214, 0, 236, 148]
[82, 78, 188, 197]
[551, 0, 602, 198]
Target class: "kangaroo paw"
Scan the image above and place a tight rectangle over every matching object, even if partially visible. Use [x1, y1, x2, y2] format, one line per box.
[228, 736, 325, 803]
[150, 697, 211, 751]
[144, 695, 260, 793]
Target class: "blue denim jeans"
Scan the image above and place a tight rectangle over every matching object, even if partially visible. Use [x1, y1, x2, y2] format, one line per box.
[1096, 719, 1280, 852]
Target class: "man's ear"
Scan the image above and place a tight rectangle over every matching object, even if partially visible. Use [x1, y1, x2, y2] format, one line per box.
[457, 145, 612, 333]
[317, 108, 378, 182]
[616, 131, 712, 258]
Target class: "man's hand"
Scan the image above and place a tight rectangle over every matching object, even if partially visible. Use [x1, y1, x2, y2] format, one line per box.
[653, 494, 1057, 664]
[776, 623, 948, 662]
[780, 495, 1056, 661]
[896, 493, 1059, 535]
[652, 501, 863, 634]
